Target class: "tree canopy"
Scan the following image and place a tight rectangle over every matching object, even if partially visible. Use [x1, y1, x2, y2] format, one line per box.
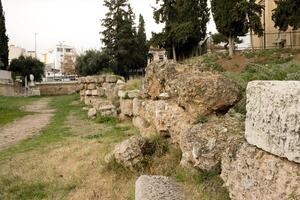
[272, 0, 300, 31]
[9, 56, 45, 82]
[101, 0, 148, 78]
[75, 50, 112, 76]
[0, 0, 9, 69]
[211, 0, 263, 55]
[152, 0, 209, 61]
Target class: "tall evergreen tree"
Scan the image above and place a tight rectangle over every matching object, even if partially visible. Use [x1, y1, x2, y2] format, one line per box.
[136, 15, 148, 70]
[211, 0, 248, 56]
[238, 0, 264, 50]
[153, 0, 209, 61]
[0, 0, 9, 69]
[272, 0, 300, 31]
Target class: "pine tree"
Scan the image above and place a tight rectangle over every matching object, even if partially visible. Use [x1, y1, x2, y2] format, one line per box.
[211, 0, 248, 56]
[136, 15, 148, 70]
[0, 0, 9, 69]
[272, 0, 300, 31]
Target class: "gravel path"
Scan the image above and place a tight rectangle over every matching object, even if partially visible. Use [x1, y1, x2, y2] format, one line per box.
[0, 98, 55, 150]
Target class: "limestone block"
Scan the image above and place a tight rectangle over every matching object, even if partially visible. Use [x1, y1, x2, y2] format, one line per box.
[88, 108, 97, 119]
[127, 90, 140, 99]
[87, 83, 96, 90]
[221, 142, 300, 200]
[114, 136, 150, 169]
[133, 98, 142, 116]
[85, 90, 92, 96]
[245, 81, 300, 163]
[106, 75, 118, 83]
[120, 99, 133, 116]
[91, 90, 98, 96]
[135, 175, 185, 200]
[79, 90, 85, 96]
[118, 90, 127, 98]
[97, 76, 105, 83]
[79, 83, 85, 90]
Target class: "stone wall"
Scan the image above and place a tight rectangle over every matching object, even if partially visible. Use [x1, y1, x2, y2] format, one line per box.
[34, 82, 79, 96]
[221, 81, 300, 200]
[0, 83, 16, 96]
[79, 75, 125, 117]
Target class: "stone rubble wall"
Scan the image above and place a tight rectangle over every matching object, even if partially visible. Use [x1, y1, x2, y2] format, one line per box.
[222, 81, 300, 200]
[79, 75, 125, 117]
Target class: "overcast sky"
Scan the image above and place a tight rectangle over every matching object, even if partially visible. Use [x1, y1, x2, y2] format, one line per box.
[2, 0, 217, 54]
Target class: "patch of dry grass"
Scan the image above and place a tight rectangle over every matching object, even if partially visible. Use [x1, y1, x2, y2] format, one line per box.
[0, 97, 229, 200]
[124, 79, 142, 91]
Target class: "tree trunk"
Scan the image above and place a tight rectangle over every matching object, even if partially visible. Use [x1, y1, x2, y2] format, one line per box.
[250, 27, 254, 51]
[228, 36, 234, 57]
[172, 43, 177, 62]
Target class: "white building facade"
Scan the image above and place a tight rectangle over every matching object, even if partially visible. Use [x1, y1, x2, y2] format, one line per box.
[43, 44, 77, 81]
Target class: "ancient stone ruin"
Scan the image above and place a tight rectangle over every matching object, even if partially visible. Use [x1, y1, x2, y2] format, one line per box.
[80, 61, 300, 199]
[222, 81, 300, 200]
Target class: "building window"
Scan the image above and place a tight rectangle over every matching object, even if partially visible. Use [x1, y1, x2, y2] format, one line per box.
[65, 49, 72, 52]
[57, 48, 63, 52]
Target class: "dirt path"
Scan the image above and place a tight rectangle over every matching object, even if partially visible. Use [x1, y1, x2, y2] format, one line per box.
[0, 98, 55, 150]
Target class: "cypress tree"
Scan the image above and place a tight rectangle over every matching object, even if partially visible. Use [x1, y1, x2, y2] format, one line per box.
[0, 0, 9, 69]
[136, 15, 148, 70]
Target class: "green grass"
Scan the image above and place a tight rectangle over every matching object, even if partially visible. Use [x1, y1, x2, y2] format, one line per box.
[0, 96, 39, 126]
[0, 95, 79, 161]
[223, 60, 300, 114]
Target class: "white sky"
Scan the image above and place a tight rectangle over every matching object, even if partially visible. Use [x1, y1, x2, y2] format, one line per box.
[2, 0, 217, 54]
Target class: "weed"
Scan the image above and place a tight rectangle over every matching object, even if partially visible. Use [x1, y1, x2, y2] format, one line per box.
[194, 114, 209, 124]
[95, 115, 118, 126]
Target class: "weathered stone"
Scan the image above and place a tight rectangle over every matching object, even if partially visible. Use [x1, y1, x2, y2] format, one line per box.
[133, 100, 192, 144]
[118, 90, 127, 98]
[144, 61, 241, 116]
[106, 75, 118, 83]
[127, 90, 140, 99]
[133, 117, 150, 130]
[88, 108, 97, 118]
[91, 89, 98, 96]
[79, 90, 85, 96]
[245, 81, 300, 163]
[98, 104, 117, 117]
[97, 76, 105, 83]
[87, 83, 96, 90]
[135, 175, 185, 200]
[120, 99, 133, 117]
[79, 83, 85, 90]
[132, 98, 142, 116]
[180, 115, 244, 170]
[114, 136, 151, 169]
[158, 92, 170, 100]
[221, 142, 300, 200]
[85, 90, 92, 96]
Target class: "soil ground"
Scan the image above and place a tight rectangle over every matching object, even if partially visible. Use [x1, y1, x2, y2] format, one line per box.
[0, 98, 54, 150]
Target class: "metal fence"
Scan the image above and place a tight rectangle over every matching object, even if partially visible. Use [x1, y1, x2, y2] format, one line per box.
[246, 31, 300, 50]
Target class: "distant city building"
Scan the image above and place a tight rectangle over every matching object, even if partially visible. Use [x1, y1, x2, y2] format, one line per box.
[8, 45, 39, 64]
[252, 0, 300, 49]
[8, 45, 26, 63]
[43, 44, 77, 81]
[148, 46, 167, 64]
